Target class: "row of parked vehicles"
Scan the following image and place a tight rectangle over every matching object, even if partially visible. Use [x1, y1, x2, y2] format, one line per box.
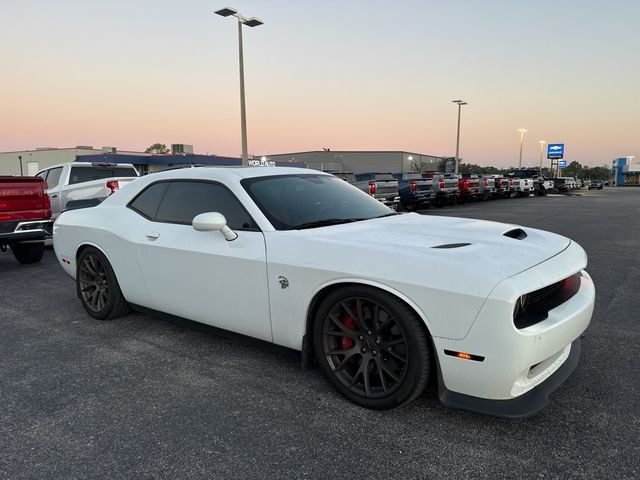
[331, 169, 587, 211]
[0, 161, 600, 264]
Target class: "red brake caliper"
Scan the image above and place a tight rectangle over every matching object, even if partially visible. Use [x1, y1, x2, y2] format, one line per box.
[341, 316, 355, 349]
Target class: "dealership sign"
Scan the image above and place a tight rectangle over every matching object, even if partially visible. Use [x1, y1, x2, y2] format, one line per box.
[547, 144, 565, 159]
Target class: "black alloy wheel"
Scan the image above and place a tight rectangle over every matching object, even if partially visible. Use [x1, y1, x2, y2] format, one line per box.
[314, 286, 432, 409]
[77, 247, 130, 320]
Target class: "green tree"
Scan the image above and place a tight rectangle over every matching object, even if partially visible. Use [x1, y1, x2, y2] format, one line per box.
[562, 161, 584, 178]
[145, 143, 169, 154]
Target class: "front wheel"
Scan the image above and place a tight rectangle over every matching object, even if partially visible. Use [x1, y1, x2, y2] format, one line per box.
[76, 247, 130, 320]
[313, 286, 433, 409]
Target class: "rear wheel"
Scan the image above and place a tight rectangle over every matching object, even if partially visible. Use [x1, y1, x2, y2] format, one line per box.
[313, 286, 432, 409]
[11, 242, 44, 264]
[76, 247, 130, 320]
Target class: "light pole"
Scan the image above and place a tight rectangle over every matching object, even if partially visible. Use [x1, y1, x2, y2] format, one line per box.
[452, 100, 467, 174]
[538, 140, 546, 171]
[517, 128, 527, 168]
[215, 7, 264, 167]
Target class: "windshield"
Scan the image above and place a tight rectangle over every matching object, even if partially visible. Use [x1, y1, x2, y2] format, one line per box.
[241, 174, 394, 230]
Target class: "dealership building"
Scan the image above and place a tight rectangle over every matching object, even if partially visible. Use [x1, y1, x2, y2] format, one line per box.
[612, 156, 640, 186]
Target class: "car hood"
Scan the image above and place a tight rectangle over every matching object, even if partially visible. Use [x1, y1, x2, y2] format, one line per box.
[293, 213, 571, 280]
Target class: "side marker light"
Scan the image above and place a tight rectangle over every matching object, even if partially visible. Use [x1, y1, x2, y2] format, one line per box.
[444, 350, 485, 362]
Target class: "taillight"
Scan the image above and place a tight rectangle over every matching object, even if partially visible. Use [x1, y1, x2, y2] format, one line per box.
[462, 180, 469, 189]
[439, 179, 445, 189]
[409, 180, 417, 193]
[525, 179, 528, 185]
[43, 181, 51, 210]
[106, 180, 120, 195]
[509, 179, 514, 186]
[484, 179, 489, 187]
[368, 180, 376, 195]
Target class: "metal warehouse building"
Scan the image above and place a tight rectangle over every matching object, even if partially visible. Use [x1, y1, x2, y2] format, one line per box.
[0, 146, 148, 176]
[260, 150, 444, 174]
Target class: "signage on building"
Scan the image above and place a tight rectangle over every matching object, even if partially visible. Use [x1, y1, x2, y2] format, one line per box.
[547, 144, 565, 159]
[444, 158, 455, 173]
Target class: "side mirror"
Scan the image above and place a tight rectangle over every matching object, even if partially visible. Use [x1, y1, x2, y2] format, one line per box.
[192, 212, 238, 241]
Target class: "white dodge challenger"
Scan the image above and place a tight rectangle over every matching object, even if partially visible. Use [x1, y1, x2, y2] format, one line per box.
[53, 167, 595, 417]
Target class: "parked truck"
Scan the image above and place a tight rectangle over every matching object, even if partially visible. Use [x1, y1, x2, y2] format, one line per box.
[490, 175, 511, 199]
[421, 173, 458, 207]
[508, 169, 554, 196]
[457, 174, 481, 203]
[0, 176, 52, 264]
[351, 172, 401, 210]
[36, 162, 139, 219]
[477, 174, 497, 200]
[391, 173, 434, 210]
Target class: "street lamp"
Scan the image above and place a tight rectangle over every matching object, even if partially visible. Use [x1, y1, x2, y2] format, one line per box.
[452, 100, 467, 174]
[538, 140, 546, 171]
[215, 7, 264, 167]
[517, 128, 527, 168]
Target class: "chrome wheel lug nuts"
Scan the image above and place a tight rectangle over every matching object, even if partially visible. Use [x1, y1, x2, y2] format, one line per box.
[361, 347, 367, 353]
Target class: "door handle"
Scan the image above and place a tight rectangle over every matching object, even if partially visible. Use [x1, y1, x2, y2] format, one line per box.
[50, 194, 58, 198]
[145, 231, 160, 240]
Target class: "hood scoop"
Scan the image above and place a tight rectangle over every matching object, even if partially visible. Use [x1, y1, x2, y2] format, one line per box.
[432, 242, 471, 249]
[503, 228, 527, 240]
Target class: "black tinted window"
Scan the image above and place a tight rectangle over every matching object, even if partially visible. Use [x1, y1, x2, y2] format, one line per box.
[242, 174, 392, 230]
[155, 181, 256, 230]
[69, 166, 137, 184]
[129, 182, 169, 219]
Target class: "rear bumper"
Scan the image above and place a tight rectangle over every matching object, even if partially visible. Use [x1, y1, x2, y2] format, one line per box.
[0, 220, 53, 244]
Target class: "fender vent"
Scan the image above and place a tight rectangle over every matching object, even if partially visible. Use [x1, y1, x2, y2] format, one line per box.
[503, 228, 527, 240]
[432, 243, 471, 249]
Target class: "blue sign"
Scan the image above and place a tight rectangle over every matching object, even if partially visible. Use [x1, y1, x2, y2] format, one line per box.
[558, 160, 567, 168]
[547, 143, 565, 159]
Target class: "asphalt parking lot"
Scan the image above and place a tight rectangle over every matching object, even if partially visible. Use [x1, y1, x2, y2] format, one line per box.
[1, 188, 638, 480]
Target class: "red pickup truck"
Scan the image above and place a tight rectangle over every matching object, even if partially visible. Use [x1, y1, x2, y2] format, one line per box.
[0, 176, 53, 264]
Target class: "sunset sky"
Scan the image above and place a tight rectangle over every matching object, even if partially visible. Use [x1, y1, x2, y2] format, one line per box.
[1, 0, 638, 167]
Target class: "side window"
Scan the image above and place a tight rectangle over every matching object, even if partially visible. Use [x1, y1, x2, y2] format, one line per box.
[155, 181, 256, 230]
[129, 182, 169, 219]
[36, 170, 48, 181]
[45, 167, 63, 189]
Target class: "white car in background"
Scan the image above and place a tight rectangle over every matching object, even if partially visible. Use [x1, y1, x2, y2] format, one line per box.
[53, 167, 595, 417]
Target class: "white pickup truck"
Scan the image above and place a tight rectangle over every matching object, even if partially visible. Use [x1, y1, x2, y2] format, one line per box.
[36, 162, 139, 219]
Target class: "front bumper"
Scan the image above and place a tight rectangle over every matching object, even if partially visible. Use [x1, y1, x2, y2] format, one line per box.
[432, 243, 595, 417]
[438, 337, 582, 418]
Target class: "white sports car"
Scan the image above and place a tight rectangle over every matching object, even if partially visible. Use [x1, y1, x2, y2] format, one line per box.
[53, 167, 595, 417]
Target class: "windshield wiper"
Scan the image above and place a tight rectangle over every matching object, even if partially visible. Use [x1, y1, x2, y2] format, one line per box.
[294, 218, 367, 230]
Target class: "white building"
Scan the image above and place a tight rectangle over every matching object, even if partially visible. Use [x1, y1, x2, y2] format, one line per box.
[0, 146, 149, 175]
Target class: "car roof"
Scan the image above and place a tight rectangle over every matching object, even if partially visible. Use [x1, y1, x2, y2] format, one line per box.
[144, 166, 322, 182]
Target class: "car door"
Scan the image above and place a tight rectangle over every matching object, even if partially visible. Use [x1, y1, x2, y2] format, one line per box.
[131, 180, 273, 342]
[37, 167, 63, 216]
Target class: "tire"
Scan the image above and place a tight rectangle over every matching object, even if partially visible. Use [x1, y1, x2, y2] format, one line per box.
[11, 242, 44, 264]
[76, 247, 130, 320]
[313, 286, 432, 410]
